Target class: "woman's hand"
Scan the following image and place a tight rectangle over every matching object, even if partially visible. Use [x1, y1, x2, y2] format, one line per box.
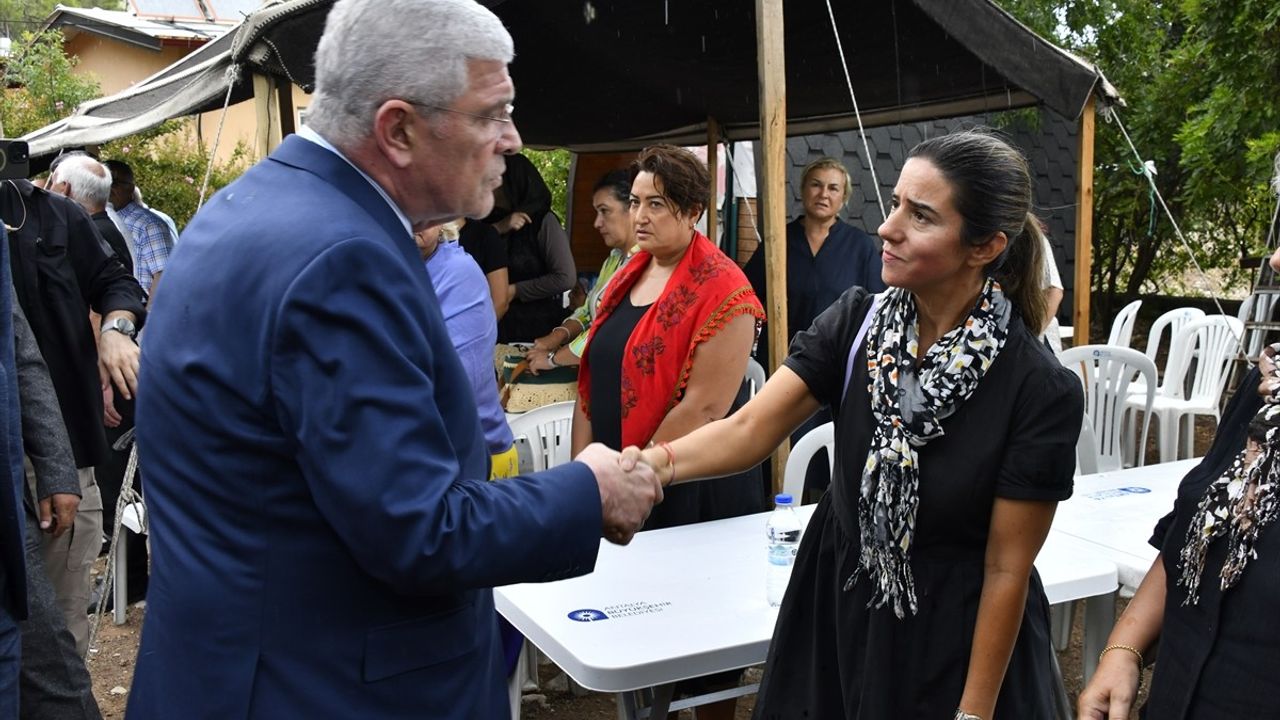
[524, 350, 555, 375]
[1076, 652, 1141, 720]
[1259, 343, 1279, 400]
[495, 211, 533, 235]
[620, 445, 673, 486]
[530, 334, 558, 353]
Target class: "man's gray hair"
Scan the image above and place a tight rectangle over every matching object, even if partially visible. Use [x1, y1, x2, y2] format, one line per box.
[306, 0, 514, 146]
[52, 155, 112, 210]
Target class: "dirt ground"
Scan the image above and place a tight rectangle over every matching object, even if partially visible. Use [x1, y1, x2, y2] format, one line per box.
[87, 420, 1205, 719]
[87, 598, 1148, 719]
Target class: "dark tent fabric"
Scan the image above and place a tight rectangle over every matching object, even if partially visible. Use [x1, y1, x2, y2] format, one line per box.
[23, 0, 1119, 157]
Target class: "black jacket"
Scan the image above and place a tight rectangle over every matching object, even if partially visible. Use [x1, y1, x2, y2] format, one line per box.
[1, 180, 146, 468]
[92, 210, 134, 277]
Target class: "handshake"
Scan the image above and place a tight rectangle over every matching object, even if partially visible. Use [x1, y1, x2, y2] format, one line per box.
[575, 443, 675, 546]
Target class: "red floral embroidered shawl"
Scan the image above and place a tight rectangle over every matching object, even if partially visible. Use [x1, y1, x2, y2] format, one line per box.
[578, 231, 765, 449]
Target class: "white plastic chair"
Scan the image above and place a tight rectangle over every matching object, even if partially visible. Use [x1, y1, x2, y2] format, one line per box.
[1075, 414, 1098, 476]
[505, 399, 576, 717]
[1143, 307, 1206, 368]
[1127, 306, 1206, 409]
[1130, 316, 1242, 463]
[745, 357, 767, 398]
[1237, 291, 1280, 359]
[1107, 299, 1143, 348]
[782, 422, 834, 503]
[507, 400, 575, 472]
[1059, 345, 1157, 473]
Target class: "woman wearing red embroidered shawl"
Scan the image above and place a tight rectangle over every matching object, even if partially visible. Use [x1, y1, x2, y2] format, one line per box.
[574, 145, 766, 524]
[574, 146, 765, 719]
[624, 131, 1084, 720]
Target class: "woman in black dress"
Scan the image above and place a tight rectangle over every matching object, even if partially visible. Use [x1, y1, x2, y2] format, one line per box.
[626, 130, 1084, 720]
[1078, 247, 1280, 720]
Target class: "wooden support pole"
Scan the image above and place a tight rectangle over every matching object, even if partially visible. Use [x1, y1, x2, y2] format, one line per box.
[277, 81, 296, 138]
[707, 117, 719, 245]
[1073, 96, 1096, 345]
[756, 0, 788, 494]
[252, 73, 283, 160]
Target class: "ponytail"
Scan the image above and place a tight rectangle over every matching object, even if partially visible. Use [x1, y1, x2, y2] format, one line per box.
[994, 212, 1048, 334]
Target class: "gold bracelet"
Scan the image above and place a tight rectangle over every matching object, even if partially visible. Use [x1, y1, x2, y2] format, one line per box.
[1099, 644, 1143, 668]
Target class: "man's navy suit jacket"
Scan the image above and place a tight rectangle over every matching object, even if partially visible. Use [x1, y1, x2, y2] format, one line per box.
[128, 136, 603, 719]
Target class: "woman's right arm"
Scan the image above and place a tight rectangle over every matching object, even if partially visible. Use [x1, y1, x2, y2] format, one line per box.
[487, 267, 511, 320]
[571, 399, 593, 458]
[626, 366, 821, 485]
[1077, 557, 1166, 720]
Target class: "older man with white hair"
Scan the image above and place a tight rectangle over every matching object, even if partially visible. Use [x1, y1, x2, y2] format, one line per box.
[127, 1, 663, 718]
[50, 154, 135, 277]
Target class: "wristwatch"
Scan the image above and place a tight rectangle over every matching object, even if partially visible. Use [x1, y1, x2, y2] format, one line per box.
[546, 351, 559, 369]
[101, 316, 137, 340]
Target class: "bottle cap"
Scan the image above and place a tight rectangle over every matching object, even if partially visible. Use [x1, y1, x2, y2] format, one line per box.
[774, 493, 793, 506]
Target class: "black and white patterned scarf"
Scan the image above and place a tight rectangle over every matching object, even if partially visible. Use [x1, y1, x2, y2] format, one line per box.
[1178, 402, 1280, 605]
[845, 279, 1011, 618]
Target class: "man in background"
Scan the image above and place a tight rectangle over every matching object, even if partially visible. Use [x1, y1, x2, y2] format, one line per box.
[104, 160, 171, 296]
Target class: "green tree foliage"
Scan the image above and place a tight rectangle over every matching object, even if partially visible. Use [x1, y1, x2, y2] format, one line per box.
[101, 128, 250, 230]
[1, 30, 100, 136]
[522, 148, 571, 220]
[0, 29, 247, 230]
[1002, 0, 1280, 328]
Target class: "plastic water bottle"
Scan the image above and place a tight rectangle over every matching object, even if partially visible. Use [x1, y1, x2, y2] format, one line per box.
[766, 493, 802, 607]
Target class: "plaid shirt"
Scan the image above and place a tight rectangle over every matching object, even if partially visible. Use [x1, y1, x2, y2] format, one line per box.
[117, 202, 174, 293]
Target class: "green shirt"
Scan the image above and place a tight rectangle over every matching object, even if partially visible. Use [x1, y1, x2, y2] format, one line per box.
[566, 247, 633, 357]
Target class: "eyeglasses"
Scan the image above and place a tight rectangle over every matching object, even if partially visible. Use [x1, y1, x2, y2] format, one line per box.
[403, 100, 514, 125]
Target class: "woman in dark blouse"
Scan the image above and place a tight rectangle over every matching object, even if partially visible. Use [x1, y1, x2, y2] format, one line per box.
[626, 130, 1084, 720]
[484, 153, 576, 341]
[743, 156, 886, 364]
[744, 157, 887, 497]
[574, 145, 766, 720]
[1078, 246, 1280, 720]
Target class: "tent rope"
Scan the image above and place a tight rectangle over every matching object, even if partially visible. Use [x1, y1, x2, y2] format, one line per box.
[197, 63, 241, 212]
[86, 437, 145, 653]
[1100, 105, 1244, 354]
[823, 0, 887, 222]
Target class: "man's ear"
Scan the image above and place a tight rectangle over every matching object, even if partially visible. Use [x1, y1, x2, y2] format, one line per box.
[372, 100, 418, 170]
[969, 230, 1008, 268]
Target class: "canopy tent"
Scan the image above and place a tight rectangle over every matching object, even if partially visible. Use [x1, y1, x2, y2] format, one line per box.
[23, 0, 1117, 156]
[21, 0, 1120, 487]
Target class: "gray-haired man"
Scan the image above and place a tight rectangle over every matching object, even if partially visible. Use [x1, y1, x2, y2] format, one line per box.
[128, 2, 662, 717]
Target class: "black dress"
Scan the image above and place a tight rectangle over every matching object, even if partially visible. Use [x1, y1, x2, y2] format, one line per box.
[586, 295, 766, 531]
[1141, 367, 1280, 719]
[752, 287, 1082, 719]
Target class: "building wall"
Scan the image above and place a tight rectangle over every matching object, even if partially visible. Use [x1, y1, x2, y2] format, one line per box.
[771, 108, 1081, 322]
[65, 34, 190, 95]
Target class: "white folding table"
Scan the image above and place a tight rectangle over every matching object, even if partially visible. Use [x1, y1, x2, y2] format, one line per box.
[1051, 458, 1199, 592]
[497, 504, 1117, 720]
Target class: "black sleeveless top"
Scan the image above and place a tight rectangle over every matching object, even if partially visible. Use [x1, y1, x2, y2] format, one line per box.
[586, 294, 766, 531]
